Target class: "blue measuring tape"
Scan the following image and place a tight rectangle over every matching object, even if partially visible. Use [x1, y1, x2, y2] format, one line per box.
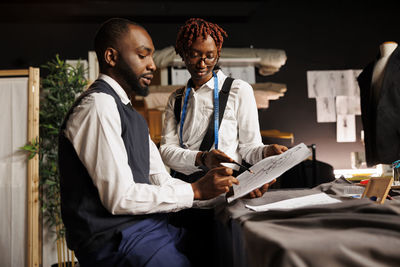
[392, 159, 400, 169]
[179, 71, 219, 149]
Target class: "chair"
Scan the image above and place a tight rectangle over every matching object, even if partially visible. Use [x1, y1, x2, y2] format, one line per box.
[260, 129, 294, 145]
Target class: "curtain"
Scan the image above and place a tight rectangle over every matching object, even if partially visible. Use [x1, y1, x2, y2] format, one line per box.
[0, 78, 28, 267]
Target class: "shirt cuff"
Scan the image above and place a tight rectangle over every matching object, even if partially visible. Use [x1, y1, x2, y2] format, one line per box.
[192, 194, 226, 209]
[174, 183, 194, 210]
[183, 150, 202, 174]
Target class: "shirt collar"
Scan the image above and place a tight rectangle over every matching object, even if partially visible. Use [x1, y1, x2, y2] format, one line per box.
[98, 73, 131, 105]
[202, 70, 227, 91]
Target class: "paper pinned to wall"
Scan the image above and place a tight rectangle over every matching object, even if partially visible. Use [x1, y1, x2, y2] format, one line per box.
[307, 71, 337, 98]
[170, 67, 191, 85]
[336, 96, 361, 115]
[306, 69, 362, 142]
[307, 70, 361, 98]
[337, 114, 356, 142]
[220, 65, 255, 84]
[316, 97, 336, 122]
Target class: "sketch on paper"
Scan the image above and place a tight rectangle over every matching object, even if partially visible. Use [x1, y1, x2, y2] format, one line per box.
[171, 67, 191, 85]
[307, 71, 336, 98]
[307, 69, 362, 98]
[316, 97, 336, 122]
[336, 114, 356, 142]
[336, 96, 361, 115]
[220, 66, 256, 84]
[227, 143, 312, 202]
[307, 69, 362, 143]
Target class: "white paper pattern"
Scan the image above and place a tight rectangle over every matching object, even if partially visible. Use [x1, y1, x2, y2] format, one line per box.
[227, 143, 311, 203]
[336, 96, 361, 115]
[220, 66, 255, 84]
[171, 67, 191, 85]
[245, 192, 342, 212]
[316, 97, 336, 122]
[307, 69, 362, 142]
[307, 70, 361, 98]
[336, 114, 356, 142]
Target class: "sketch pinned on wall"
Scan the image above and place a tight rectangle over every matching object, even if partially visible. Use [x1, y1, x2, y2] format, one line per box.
[334, 70, 359, 96]
[307, 69, 362, 143]
[336, 114, 356, 142]
[316, 97, 336, 122]
[307, 71, 336, 98]
[336, 96, 361, 115]
[171, 67, 191, 85]
[220, 65, 256, 84]
[307, 70, 362, 98]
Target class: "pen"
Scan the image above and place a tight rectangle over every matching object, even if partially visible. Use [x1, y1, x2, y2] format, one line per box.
[232, 161, 254, 174]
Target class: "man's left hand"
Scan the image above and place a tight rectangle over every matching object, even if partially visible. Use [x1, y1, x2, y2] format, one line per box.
[263, 144, 288, 158]
[243, 179, 276, 199]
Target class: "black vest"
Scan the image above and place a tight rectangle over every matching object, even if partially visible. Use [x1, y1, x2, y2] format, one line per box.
[58, 79, 158, 254]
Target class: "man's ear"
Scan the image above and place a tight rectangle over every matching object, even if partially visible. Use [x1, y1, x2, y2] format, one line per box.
[104, 47, 118, 68]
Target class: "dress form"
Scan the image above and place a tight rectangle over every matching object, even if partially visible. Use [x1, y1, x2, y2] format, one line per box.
[371, 41, 398, 105]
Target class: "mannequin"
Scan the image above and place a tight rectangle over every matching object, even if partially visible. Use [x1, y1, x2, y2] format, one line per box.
[371, 41, 398, 106]
[357, 41, 400, 166]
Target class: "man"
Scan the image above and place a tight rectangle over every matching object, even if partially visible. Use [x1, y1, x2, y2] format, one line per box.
[58, 18, 238, 267]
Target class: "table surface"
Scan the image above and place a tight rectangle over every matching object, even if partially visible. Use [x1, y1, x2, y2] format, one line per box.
[214, 178, 400, 267]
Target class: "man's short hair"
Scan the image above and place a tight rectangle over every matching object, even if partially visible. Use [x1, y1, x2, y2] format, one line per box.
[94, 18, 142, 69]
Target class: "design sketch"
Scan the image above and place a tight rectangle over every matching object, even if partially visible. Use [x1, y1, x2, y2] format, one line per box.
[307, 70, 362, 98]
[307, 69, 362, 143]
[220, 66, 255, 84]
[336, 114, 356, 142]
[171, 67, 191, 85]
[336, 96, 361, 115]
[227, 143, 312, 202]
[316, 97, 336, 122]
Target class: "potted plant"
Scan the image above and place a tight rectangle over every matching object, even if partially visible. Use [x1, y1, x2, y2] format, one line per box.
[22, 54, 88, 267]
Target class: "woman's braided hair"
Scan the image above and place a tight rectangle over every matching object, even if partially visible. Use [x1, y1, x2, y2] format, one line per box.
[175, 18, 227, 58]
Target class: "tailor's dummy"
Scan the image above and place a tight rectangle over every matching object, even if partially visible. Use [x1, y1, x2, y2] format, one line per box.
[357, 41, 400, 166]
[370, 41, 398, 107]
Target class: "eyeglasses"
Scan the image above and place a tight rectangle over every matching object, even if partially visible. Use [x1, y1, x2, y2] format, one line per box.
[186, 52, 217, 65]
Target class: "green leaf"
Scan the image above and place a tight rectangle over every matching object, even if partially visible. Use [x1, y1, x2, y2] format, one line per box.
[39, 54, 88, 241]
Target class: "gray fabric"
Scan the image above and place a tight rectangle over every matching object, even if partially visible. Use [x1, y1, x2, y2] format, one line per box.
[215, 178, 400, 267]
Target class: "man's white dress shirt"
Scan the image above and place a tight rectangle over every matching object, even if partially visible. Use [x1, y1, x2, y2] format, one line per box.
[160, 70, 266, 175]
[64, 74, 194, 215]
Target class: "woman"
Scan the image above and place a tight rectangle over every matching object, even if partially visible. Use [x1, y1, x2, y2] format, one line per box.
[160, 18, 287, 197]
[159, 18, 287, 266]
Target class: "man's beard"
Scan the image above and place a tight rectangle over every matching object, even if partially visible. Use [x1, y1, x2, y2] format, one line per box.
[117, 58, 150, 97]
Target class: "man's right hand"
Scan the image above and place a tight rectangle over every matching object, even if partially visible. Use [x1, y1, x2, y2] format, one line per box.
[191, 167, 239, 200]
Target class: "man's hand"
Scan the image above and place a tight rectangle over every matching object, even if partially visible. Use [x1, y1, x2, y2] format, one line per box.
[196, 149, 234, 169]
[243, 179, 276, 199]
[191, 167, 239, 200]
[263, 144, 288, 158]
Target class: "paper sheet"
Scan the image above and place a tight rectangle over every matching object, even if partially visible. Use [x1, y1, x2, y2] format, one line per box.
[245, 193, 342, 212]
[336, 114, 356, 142]
[227, 143, 312, 203]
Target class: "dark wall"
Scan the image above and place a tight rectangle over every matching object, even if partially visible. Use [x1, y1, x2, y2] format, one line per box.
[1, 0, 398, 169]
